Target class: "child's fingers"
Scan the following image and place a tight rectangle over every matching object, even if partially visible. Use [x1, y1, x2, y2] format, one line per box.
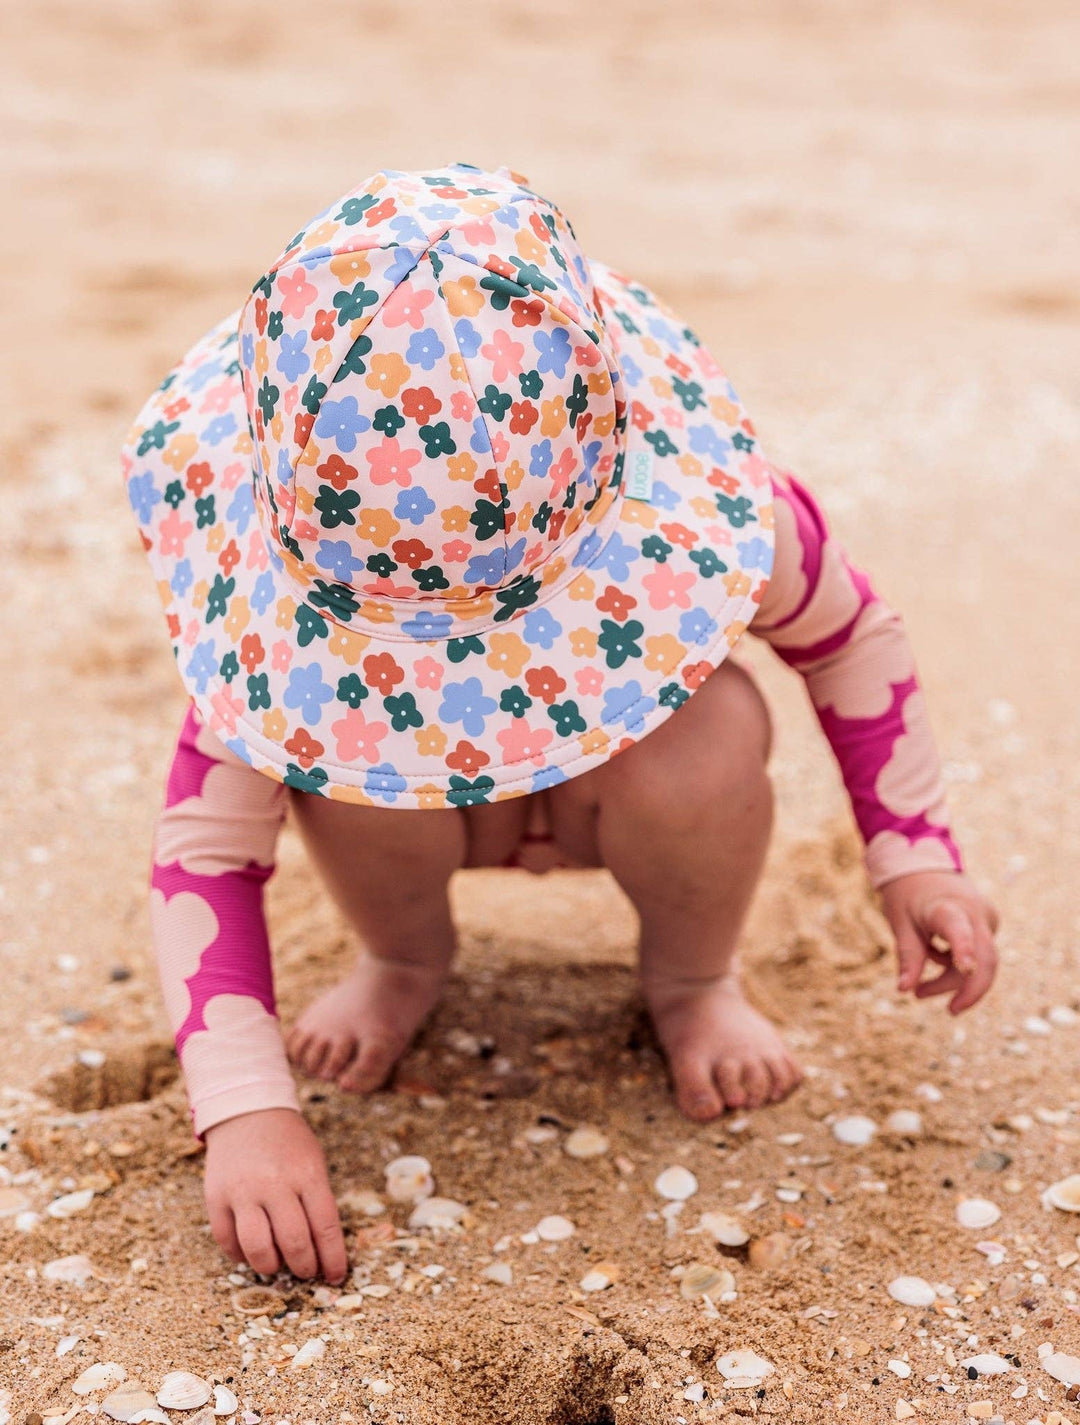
[207, 1198, 244, 1264]
[235, 1203, 281, 1278]
[920, 899, 977, 974]
[946, 923, 998, 1015]
[265, 1193, 320, 1280]
[301, 1183, 350, 1284]
[894, 921, 928, 992]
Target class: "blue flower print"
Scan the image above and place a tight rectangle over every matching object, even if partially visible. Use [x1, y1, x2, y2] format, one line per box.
[453, 318, 482, 358]
[241, 332, 255, 370]
[275, 330, 310, 382]
[439, 677, 498, 737]
[529, 439, 553, 478]
[406, 327, 446, 371]
[385, 244, 423, 284]
[533, 326, 571, 377]
[185, 639, 218, 695]
[283, 662, 335, 724]
[736, 535, 773, 572]
[202, 412, 238, 446]
[592, 530, 639, 581]
[619, 353, 643, 387]
[251, 569, 276, 615]
[170, 558, 194, 598]
[522, 608, 562, 649]
[127, 470, 160, 524]
[531, 766, 568, 793]
[315, 539, 365, 582]
[470, 414, 493, 456]
[401, 609, 454, 639]
[601, 679, 656, 734]
[187, 358, 220, 393]
[224, 735, 254, 766]
[226, 482, 255, 536]
[365, 762, 407, 804]
[394, 486, 437, 526]
[646, 314, 683, 348]
[573, 530, 602, 568]
[464, 535, 526, 586]
[418, 201, 460, 224]
[387, 215, 429, 245]
[687, 424, 733, 463]
[649, 480, 679, 512]
[314, 397, 370, 453]
[678, 607, 719, 646]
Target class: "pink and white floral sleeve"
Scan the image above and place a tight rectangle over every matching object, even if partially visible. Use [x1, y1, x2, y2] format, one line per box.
[150, 703, 299, 1136]
[751, 469, 962, 888]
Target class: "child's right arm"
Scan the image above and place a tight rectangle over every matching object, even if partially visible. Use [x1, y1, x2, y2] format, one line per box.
[152, 702, 347, 1282]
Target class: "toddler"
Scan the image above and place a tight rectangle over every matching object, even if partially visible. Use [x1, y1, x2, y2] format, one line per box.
[123, 164, 998, 1285]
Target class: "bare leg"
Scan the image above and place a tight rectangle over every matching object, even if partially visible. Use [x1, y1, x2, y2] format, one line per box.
[547, 662, 802, 1119]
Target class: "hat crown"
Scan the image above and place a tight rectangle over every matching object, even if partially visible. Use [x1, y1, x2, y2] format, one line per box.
[239, 166, 626, 637]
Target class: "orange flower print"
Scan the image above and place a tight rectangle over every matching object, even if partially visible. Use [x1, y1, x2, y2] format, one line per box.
[596, 584, 637, 622]
[580, 728, 610, 756]
[284, 728, 325, 769]
[186, 462, 214, 497]
[524, 665, 567, 705]
[239, 633, 266, 674]
[275, 596, 298, 630]
[311, 308, 335, 341]
[486, 631, 531, 678]
[366, 352, 410, 398]
[263, 707, 287, 741]
[317, 454, 359, 490]
[223, 594, 250, 640]
[362, 651, 405, 695]
[446, 451, 477, 483]
[569, 626, 598, 658]
[441, 505, 470, 533]
[441, 274, 484, 317]
[416, 785, 448, 809]
[416, 724, 448, 757]
[540, 396, 567, 437]
[445, 740, 491, 775]
[329, 250, 371, 285]
[683, 660, 714, 690]
[643, 633, 686, 673]
[355, 507, 400, 546]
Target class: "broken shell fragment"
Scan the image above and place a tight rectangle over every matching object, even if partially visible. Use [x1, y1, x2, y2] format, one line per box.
[680, 1263, 734, 1299]
[409, 1196, 467, 1230]
[536, 1214, 575, 1241]
[482, 1261, 513, 1286]
[654, 1166, 698, 1201]
[581, 1262, 620, 1292]
[716, 1349, 775, 1388]
[887, 1275, 937, 1307]
[832, 1115, 877, 1146]
[43, 1254, 96, 1286]
[960, 1353, 1013, 1376]
[73, 1363, 127, 1396]
[956, 1197, 1001, 1230]
[290, 1338, 327, 1370]
[564, 1126, 609, 1160]
[885, 1110, 923, 1137]
[212, 1386, 238, 1416]
[156, 1372, 211, 1410]
[748, 1232, 791, 1271]
[1041, 1352, 1080, 1386]
[1044, 1174, 1080, 1213]
[337, 1188, 385, 1217]
[699, 1211, 750, 1247]
[101, 1384, 158, 1422]
[47, 1188, 95, 1218]
[384, 1155, 434, 1204]
[230, 1285, 285, 1316]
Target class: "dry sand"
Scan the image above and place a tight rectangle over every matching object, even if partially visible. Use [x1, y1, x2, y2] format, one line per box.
[2, 2, 1080, 1421]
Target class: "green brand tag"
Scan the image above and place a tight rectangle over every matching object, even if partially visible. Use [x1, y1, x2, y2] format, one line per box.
[626, 450, 654, 502]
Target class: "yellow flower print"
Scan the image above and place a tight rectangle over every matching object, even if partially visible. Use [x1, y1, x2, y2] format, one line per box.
[568, 573, 595, 602]
[441, 274, 484, 317]
[688, 495, 716, 521]
[328, 784, 374, 806]
[580, 728, 610, 756]
[416, 784, 448, 809]
[263, 708, 287, 740]
[223, 596, 251, 641]
[515, 228, 546, 264]
[442, 505, 471, 533]
[254, 339, 269, 380]
[206, 524, 226, 553]
[570, 626, 598, 657]
[446, 452, 477, 483]
[294, 483, 315, 515]
[448, 351, 468, 384]
[275, 596, 298, 629]
[416, 725, 448, 757]
[759, 502, 775, 531]
[327, 625, 370, 665]
[649, 375, 673, 400]
[677, 453, 704, 480]
[163, 433, 198, 472]
[305, 219, 339, 251]
[356, 507, 400, 546]
[641, 336, 662, 360]
[710, 395, 740, 425]
[486, 631, 531, 678]
[504, 458, 526, 492]
[643, 632, 686, 673]
[540, 396, 567, 437]
[724, 619, 749, 648]
[329, 250, 371, 285]
[722, 570, 752, 599]
[192, 578, 209, 611]
[366, 352, 410, 399]
[620, 500, 657, 529]
[314, 345, 336, 375]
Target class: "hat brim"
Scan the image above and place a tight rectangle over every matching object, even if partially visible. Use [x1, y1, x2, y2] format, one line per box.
[125, 263, 775, 808]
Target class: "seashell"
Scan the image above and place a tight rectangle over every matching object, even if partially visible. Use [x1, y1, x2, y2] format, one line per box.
[181, 1411, 216, 1425]
[887, 1360, 911, 1378]
[481, 1261, 513, 1285]
[887, 1275, 937, 1307]
[332, 1293, 367, 1313]
[14, 1209, 41, 1232]
[715, 1349, 775, 1387]
[699, 1211, 749, 1247]
[832, 1115, 877, 1146]
[1048, 1004, 1079, 1027]
[956, 1197, 1000, 1230]
[355, 1220, 397, 1248]
[43, 1254, 96, 1286]
[1044, 1174, 1080, 1212]
[101, 1384, 157, 1422]
[384, 1155, 434, 1204]
[47, 1188, 95, 1219]
[960, 1353, 1013, 1376]
[156, 1372, 211, 1410]
[230, 1285, 285, 1316]
[73, 1363, 127, 1395]
[408, 1196, 467, 1230]
[579, 1267, 615, 1293]
[885, 1110, 923, 1137]
[536, 1214, 575, 1241]
[748, 1232, 791, 1271]
[679, 1263, 734, 1299]
[654, 1166, 698, 1201]
[338, 1188, 385, 1217]
[212, 1386, 238, 1416]
[0, 1186, 30, 1218]
[1041, 1352, 1080, 1386]
[129, 1411, 170, 1424]
[564, 1126, 609, 1160]
[290, 1337, 326, 1370]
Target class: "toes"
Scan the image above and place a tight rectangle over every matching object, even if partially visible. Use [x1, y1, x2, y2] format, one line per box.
[321, 1034, 358, 1081]
[337, 1037, 399, 1094]
[285, 1028, 312, 1070]
[716, 1059, 747, 1109]
[764, 1056, 795, 1102]
[671, 1056, 724, 1121]
[740, 1060, 772, 1109]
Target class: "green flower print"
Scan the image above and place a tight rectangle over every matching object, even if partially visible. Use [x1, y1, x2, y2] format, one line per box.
[519, 369, 543, 399]
[195, 495, 216, 529]
[447, 635, 484, 663]
[373, 404, 406, 436]
[715, 493, 755, 528]
[418, 421, 456, 457]
[548, 699, 587, 736]
[597, 617, 644, 669]
[247, 673, 272, 711]
[295, 604, 329, 647]
[284, 764, 329, 794]
[302, 375, 328, 414]
[333, 282, 380, 326]
[136, 418, 179, 457]
[257, 376, 280, 424]
[671, 377, 705, 412]
[336, 193, 378, 225]
[689, 546, 728, 579]
[493, 574, 541, 622]
[469, 499, 505, 542]
[566, 373, 589, 422]
[336, 673, 368, 707]
[446, 774, 495, 807]
[731, 431, 755, 452]
[308, 581, 360, 621]
[314, 484, 361, 528]
[267, 310, 284, 340]
[659, 683, 690, 710]
[508, 258, 556, 294]
[384, 691, 424, 732]
[499, 685, 533, 717]
[641, 535, 672, 563]
[206, 572, 235, 622]
[643, 428, 678, 458]
[478, 272, 520, 311]
[163, 480, 185, 509]
[334, 334, 373, 383]
[413, 565, 450, 592]
[477, 385, 512, 422]
[219, 650, 239, 683]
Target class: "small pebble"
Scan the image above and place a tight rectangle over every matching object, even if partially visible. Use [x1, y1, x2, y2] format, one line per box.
[956, 1198, 1001, 1230]
[748, 1233, 791, 1271]
[73, 1363, 126, 1396]
[888, 1275, 937, 1307]
[832, 1115, 877, 1146]
[481, 1262, 513, 1286]
[536, 1214, 575, 1241]
[409, 1197, 467, 1230]
[564, 1126, 609, 1160]
[384, 1156, 434, 1204]
[715, 1349, 775, 1388]
[885, 1110, 923, 1137]
[960, 1353, 1013, 1376]
[654, 1166, 698, 1201]
[699, 1211, 749, 1246]
[46, 1188, 94, 1218]
[1044, 1175, 1080, 1212]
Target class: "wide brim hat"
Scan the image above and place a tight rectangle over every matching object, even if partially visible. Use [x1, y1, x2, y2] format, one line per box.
[124, 164, 774, 808]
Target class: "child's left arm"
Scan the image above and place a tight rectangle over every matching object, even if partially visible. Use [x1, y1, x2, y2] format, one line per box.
[750, 469, 998, 1012]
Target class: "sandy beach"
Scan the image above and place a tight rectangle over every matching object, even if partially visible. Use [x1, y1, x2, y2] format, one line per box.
[2, 2, 1080, 1421]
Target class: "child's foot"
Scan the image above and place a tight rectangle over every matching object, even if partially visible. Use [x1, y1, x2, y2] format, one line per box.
[285, 955, 447, 1093]
[642, 971, 802, 1120]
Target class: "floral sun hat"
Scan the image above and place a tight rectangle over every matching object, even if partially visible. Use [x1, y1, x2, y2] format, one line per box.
[124, 164, 775, 808]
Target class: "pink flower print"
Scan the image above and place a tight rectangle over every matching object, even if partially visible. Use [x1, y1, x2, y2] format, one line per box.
[282, 385, 299, 417]
[182, 617, 200, 647]
[277, 483, 296, 525]
[739, 452, 770, 485]
[201, 379, 237, 416]
[549, 446, 577, 499]
[575, 666, 603, 697]
[330, 707, 389, 763]
[660, 404, 686, 430]
[704, 524, 734, 547]
[362, 573, 417, 598]
[642, 562, 696, 611]
[220, 461, 244, 492]
[574, 339, 602, 369]
[489, 430, 510, 464]
[480, 327, 525, 381]
[450, 390, 474, 421]
[367, 437, 421, 487]
[460, 216, 495, 246]
[277, 268, 318, 319]
[271, 639, 293, 673]
[247, 528, 269, 570]
[413, 655, 443, 690]
[496, 719, 554, 767]
[442, 538, 470, 564]
[292, 518, 319, 542]
[158, 506, 193, 557]
[382, 281, 434, 331]
[209, 682, 244, 736]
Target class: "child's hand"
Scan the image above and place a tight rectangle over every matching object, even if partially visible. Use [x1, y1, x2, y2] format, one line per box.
[880, 870, 999, 1014]
[203, 1108, 348, 1284]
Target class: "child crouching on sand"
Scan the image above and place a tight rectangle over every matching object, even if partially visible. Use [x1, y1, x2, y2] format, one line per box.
[123, 164, 998, 1284]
